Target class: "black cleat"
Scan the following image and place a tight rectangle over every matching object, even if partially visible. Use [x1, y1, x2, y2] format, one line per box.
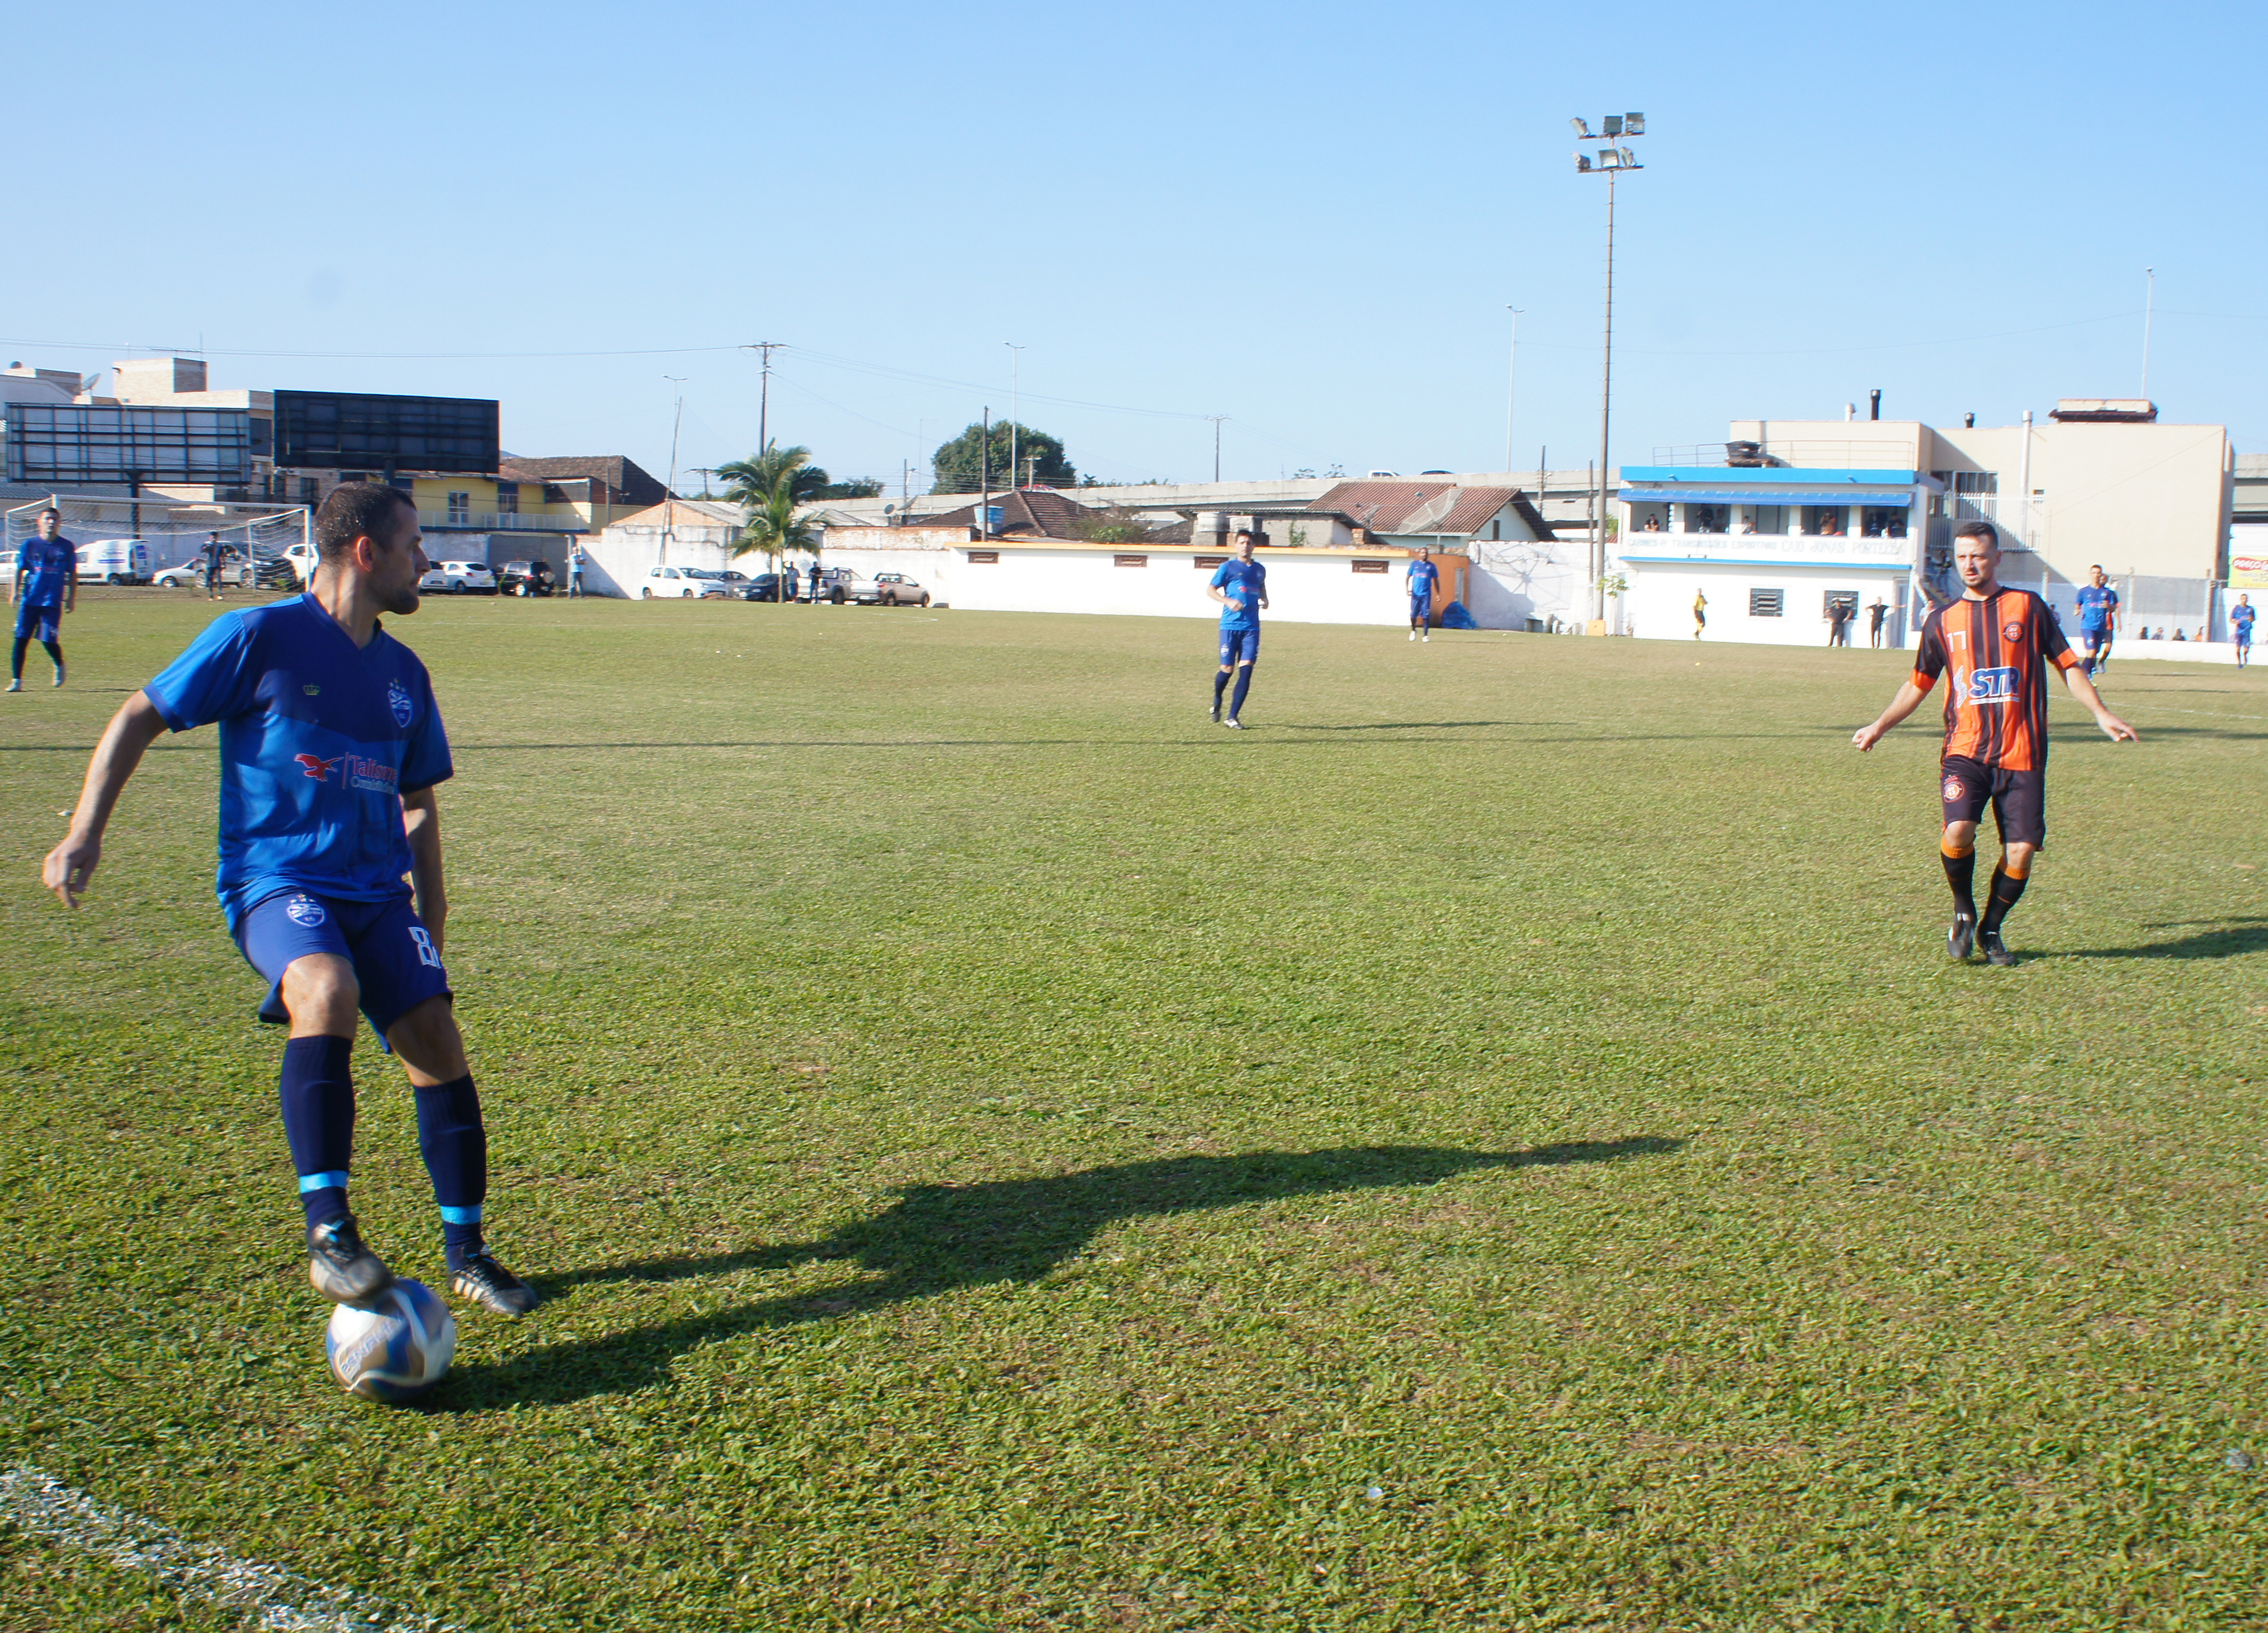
[1948, 913, 1977, 962]
[306, 1214, 394, 1305]
[450, 1252, 541, 1316]
[1209, 700, 1222, 723]
[1979, 929, 2016, 967]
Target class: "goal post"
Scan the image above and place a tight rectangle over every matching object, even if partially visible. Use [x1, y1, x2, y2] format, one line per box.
[3, 494, 312, 583]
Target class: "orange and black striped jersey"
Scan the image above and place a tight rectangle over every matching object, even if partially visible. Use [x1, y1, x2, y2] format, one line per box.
[1912, 589, 2081, 771]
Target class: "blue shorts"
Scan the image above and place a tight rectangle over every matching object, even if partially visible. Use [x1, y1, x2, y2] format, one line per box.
[236, 889, 452, 1035]
[1218, 626, 1260, 664]
[13, 601, 60, 643]
[1409, 597, 1431, 621]
[2082, 626, 2110, 653]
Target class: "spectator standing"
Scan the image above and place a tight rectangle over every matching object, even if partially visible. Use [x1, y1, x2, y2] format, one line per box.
[566, 541, 586, 598]
[1827, 600, 1853, 648]
[204, 532, 226, 601]
[1867, 596, 1889, 649]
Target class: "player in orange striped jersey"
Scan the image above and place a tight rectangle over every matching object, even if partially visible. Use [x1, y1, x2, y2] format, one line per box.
[1853, 523, 2137, 966]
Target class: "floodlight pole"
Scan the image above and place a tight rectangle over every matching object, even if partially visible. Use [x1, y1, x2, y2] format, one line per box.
[663, 375, 686, 564]
[1594, 169, 1615, 624]
[1206, 415, 1228, 482]
[744, 341, 782, 455]
[1006, 343, 1024, 490]
[1504, 306, 1522, 479]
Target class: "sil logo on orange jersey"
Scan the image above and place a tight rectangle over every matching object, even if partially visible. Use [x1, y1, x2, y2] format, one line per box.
[2002, 621, 2026, 644]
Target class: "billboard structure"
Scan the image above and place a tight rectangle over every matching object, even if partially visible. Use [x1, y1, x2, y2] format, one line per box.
[5, 404, 251, 487]
[273, 390, 499, 474]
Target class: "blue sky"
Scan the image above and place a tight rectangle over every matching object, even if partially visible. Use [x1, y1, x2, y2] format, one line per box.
[8, 0, 2262, 489]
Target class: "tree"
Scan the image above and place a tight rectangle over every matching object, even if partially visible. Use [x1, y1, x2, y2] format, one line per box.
[716, 442, 839, 506]
[812, 476, 883, 499]
[930, 422, 1075, 494]
[724, 444, 823, 574]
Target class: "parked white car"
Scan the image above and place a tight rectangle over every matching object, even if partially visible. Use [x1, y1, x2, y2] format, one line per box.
[420, 560, 497, 594]
[637, 565, 734, 599]
[77, 539, 153, 584]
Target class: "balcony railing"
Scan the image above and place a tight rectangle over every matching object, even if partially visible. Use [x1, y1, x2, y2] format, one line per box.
[1646, 441, 1921, 471]
[420, 509, 587, 532]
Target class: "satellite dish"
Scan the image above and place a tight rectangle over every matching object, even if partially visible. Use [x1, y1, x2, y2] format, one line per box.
[883, 502, 897, 514]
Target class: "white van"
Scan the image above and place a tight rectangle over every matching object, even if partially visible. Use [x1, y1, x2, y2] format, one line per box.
[77, 539, 152, 584]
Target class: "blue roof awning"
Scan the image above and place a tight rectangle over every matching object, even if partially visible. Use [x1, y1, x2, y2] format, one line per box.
[1620, 487, 1912, 506]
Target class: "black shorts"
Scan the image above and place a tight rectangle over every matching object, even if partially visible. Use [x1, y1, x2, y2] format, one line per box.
[1940, 757, 2045, 848]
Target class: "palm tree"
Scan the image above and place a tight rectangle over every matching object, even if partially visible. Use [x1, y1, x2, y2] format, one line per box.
[717, 443, 831, 507]
[726, 445, 822, 596]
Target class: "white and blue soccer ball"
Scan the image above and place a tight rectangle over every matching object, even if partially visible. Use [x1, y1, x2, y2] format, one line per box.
[325, 1279, 456, 1403]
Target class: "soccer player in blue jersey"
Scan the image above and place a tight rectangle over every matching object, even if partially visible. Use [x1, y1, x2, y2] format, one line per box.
[1208, 529, 1268, 728]
[2073, 564, 2119, 679]
[1406, 548, 1439, 641]
[40, 483, 538, 1318]
[2232, 593, 2255, 670]
[9, 507, 75, 691]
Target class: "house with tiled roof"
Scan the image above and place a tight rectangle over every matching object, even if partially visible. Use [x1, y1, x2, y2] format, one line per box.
[1310, 480, 1552, 548]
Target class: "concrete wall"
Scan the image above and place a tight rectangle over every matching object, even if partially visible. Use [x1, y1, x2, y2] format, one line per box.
[1623, 558, 1913, 648]
[944, 541, 1439, 626]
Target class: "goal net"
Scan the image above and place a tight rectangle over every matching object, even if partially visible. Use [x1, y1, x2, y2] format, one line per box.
[2, 493, 310, 579]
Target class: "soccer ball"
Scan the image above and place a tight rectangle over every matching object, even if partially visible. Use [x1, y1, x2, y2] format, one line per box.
[325, 1279, 457, 1403]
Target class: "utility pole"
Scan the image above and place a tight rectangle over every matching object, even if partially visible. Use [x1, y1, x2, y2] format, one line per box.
[2141, 269, 2155, 399]
[1504, 306, 1522, 477]
[979, 406, 991, 536]
[689, 466, 716, 499]
[662, 375, 687, 564]
[1205, 415, 1228, 483]
[1005, 343, 1024, 489]
[744, 341, 782, 454]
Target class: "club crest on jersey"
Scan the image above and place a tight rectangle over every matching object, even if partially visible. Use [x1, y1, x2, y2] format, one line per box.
[388, 678, 413, 729]
[1943, 775, 1966, 802]
[285, 894, 327, 928]
[2001, 621, 2026, 644]
[1965, 666, 2019, 704]
[293, 752, 344, 781]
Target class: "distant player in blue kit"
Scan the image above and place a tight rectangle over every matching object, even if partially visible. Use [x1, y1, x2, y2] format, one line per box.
[41, 483, 538, 1318]
[1208, 529, 1268, 728]
[2073, 564, 2119, 678]
[10, 507, 75, 691]
[1406, 548, 1439, 641]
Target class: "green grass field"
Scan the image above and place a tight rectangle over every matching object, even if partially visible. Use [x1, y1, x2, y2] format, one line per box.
[3, 593, 2265, 1631]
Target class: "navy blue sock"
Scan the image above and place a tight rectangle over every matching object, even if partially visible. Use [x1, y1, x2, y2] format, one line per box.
[414, 1075, 489, 1268]
[279, 1035, 356, 1228]
[1229, 666, 1253, 719]
[1212, 668, 1231, 706]
[10, 636, 27, 680]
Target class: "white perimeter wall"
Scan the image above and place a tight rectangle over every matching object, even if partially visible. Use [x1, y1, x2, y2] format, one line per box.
[948, 545, 1426, 626]
[1467, 534, 1592, 630]
[1623, 560, 1915, 648]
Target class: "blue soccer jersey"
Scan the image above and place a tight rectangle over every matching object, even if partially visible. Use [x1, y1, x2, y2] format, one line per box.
[16, 535, 75, 605]
[2234, 604, 2256, 644]
[1211, 558, 1267, 630]
[1406, 559, 1440, 603]
[2074, 583, 2118, 633]
[142, 594, 453, 933]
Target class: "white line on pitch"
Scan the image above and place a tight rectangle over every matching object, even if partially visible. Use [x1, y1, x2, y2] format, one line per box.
[1, 1463, 462, 1633]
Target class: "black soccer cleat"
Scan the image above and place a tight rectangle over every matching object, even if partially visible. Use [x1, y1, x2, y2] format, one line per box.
[1979, 929, 2017, 967]
[1209, 700, 1222, 723]
[306, 1214, 394, 1305]
[450, 1252, 541, 1317]
[1948, 913, 1977, 962]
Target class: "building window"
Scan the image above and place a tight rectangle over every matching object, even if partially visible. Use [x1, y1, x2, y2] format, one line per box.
[1114, 554, 1148, 568]
[1750, 588, 1784, 617]
[298, 477, 319, 502]
[1751, 505, 1785, 535]
[967, 550, 999, 564]
[496, 483, 519, 515]
[1352, 559, 1389, 574]
[447, 492, 470, 523]
[1194, 555, 1227, 569]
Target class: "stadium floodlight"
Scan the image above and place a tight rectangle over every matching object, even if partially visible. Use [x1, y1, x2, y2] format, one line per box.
[1570, 108, 1653, 626]
[1570, 117, 1593, 138]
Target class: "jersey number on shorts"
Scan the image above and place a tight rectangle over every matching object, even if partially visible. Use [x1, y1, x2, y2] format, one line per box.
[408, 927, 443, 969]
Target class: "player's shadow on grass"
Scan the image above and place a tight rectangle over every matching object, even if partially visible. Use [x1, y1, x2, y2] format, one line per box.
[438, 1138, 1681, 1408]
[2053, 917, 2268, 961]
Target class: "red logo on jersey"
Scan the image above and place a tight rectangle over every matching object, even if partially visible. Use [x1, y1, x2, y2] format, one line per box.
[2002, 621, 2026, 644]
[292, 753, 342, 781]
[1943, 775, 1966, 802]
